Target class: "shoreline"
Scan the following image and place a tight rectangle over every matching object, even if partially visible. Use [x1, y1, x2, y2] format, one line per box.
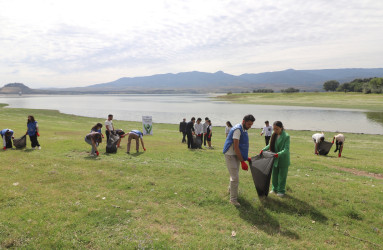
[1, 103, 383, 136]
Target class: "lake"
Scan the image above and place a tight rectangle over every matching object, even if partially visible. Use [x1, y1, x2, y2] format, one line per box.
[1, 94, 383, 135]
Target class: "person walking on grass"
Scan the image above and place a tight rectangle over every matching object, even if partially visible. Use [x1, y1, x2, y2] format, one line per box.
[225, 121, 233, 138]
[186, 117, 195, 149]
[179, 118, 187, 143]
[223, 114, 255, 206]
[123, 130, 146, 154]
[260, 120, 272, 146]
[203, 117, 209, 147]
[261, 121, 290, 197]
[25, 115, 41, 149]
[312, 132, 324, 155]
[333, 134, 345, 157]
[85, 132, 102, 156]
[105, 114, 114, 143]
[1, 129, 14, 150]
[206, 119, 213, 149]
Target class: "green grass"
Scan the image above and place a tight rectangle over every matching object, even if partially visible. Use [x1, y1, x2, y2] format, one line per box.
[215, 92, 383, 111]
[1, 105, 382, 248]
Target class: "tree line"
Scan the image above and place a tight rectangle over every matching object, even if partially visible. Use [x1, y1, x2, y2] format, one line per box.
[323, 78, 383, 93]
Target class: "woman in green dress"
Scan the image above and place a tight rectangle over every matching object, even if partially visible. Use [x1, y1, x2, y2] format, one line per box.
[261, 121, 290, 197]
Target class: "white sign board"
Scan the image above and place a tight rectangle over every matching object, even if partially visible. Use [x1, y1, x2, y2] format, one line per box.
[142, 116, 153, 135]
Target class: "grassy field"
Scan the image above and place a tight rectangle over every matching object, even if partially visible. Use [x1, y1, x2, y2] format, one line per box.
[0, 105, 382, 249]
[215, 92, 383, 111]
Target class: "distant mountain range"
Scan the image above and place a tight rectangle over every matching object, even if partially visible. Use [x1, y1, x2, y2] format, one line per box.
[2, 68, 383, 94]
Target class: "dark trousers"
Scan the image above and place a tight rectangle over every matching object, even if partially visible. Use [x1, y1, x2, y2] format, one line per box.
[203, 133, 207, 146]
[182, 132, 187, 143]
[29, 134, 40, 148]
[187, 133, 193, 148]
[106, 130, 110, 143]
[265, 136, 271, 146]
[5, 137, 12, 148]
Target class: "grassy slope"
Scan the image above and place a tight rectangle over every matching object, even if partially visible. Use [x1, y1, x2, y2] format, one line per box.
[215, 92, 383, 111]
[0, 106, 382, 249]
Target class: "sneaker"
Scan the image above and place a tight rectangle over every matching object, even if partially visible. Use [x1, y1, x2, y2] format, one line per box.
[269, 190, 276, 194]
[38, 146, 41, 150]
[230, 200, 241, 207]
[127, 152, 130, 154]
[277, 193, 285, 197]
[32, 147, 36, 150]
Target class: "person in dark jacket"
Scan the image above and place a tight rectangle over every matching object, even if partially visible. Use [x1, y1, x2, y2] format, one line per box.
[26, 115, 41, 149]
[186, 117, 196, 149]
[179, 118, 187, 143]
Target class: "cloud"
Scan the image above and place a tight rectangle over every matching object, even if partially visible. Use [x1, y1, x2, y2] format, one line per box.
[0, 0, 383, 87]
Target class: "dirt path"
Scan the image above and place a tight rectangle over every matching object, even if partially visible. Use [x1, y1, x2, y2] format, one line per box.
[337, 167, 383, 180]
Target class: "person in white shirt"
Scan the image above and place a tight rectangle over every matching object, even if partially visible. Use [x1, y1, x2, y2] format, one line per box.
[225, 121, 233, 137]
[105, 114, 114, 143]
[333, 134, 345, 157]
[194, 118, 204, 149]
[260, 120, 272, 146]
[312, 132, 325, 155]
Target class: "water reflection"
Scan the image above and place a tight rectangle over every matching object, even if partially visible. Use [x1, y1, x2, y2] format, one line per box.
[366, 112, 383, 126]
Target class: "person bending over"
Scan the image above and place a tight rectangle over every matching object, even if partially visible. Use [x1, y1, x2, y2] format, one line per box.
[123, 130, 146, 154]
[333, 134, 345, 157]
[1, 129, 14, 150]
[312, 132, 324, 155]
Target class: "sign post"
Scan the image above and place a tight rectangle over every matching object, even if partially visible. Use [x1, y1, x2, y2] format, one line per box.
[142, 116, 153, 135]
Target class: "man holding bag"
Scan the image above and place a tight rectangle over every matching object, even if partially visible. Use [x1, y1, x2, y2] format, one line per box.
[223, 114, 255, 206]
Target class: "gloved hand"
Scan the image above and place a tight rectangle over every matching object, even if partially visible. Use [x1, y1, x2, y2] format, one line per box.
[332, 139, 334, 144]
[3, 146, 6, 150]
[260, 150, 263, 155]
[247, 157, 251, 162]
[37, 132, 40, 136]
[274, 153, 279, 158]
[338, 153, 341, 158]
[240, 161, 248, 171]
[208, 134, 211, 138]
[95, 151, 99, 156]
[144, 147, 146, 151]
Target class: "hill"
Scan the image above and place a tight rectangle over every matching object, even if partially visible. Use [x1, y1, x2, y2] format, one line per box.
[0, 83, 34, 94]
[3, 68, 383, 94]
[81, 68, 383, 93]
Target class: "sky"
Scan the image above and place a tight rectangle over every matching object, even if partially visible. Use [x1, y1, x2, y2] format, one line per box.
[1, 0, 383, 88]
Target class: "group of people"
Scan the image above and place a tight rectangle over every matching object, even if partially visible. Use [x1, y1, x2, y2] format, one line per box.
[1, 115, 41, 150]
[312, 132, 345, 157]
[179, 117, 213, 149]
[85, 114, 146, 156]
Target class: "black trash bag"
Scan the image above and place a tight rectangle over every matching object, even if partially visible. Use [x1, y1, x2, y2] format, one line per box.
[193, 135, 202, 148]
[106, 133, 120, 153]
[13, 135, 26, 149]
[318, 141, 333, 155]
[250, 151, 275, 197]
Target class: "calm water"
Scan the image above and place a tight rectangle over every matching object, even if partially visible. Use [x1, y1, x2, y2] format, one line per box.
[1, 94, 382, 134]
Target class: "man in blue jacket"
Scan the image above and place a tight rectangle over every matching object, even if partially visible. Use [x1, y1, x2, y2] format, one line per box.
[223, 114, 255, 206]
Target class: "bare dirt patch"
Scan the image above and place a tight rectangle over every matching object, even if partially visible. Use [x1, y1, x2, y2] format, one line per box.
[337, 167, 383, 180]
